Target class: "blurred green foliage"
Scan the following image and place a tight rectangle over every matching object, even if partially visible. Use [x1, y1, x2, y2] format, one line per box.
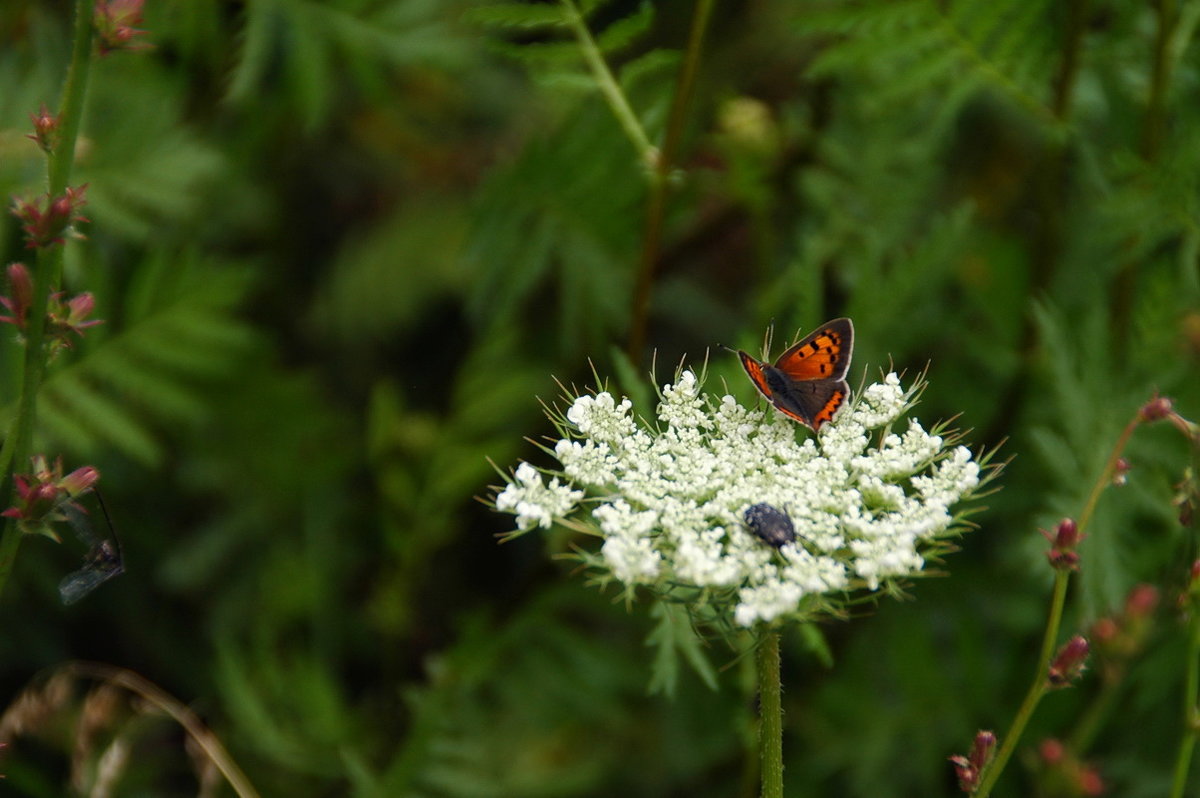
[0, 0, 1197, 796]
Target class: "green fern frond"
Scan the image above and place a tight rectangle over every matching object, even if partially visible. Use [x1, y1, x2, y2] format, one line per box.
[595, 1, 653, 54]
[226, 0, 472, 131]
[487, 38, 584, 65]
[617, 48, 680, 90]
[472, 0, 656, 68]
[463, 3, 569, 29]
[800, 0, 1056, 125]
[29, 265, 260, 467]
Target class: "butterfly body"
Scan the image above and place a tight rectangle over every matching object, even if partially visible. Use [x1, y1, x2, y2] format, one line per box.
[736, 317, 854, 431]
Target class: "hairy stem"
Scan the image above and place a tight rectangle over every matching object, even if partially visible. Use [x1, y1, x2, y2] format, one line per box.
[757, 629, 784, 798]
[0, 0, 96, 601]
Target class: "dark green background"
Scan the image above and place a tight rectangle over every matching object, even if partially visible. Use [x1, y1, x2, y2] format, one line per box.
[0, 1, 1197, 795]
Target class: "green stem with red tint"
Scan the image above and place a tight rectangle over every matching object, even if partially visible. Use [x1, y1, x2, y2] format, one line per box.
[0, 0, 95, 601]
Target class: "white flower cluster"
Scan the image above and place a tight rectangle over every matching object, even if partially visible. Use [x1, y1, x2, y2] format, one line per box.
[494, 371, 981, 627]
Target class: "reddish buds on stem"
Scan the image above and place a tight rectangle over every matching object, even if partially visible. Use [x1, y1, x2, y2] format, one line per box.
[1047, 635, 1090, 688]
[950, 730, 996, 793]
[26, 105, 60, 153]
[11, 185, 89, 248]
[1043, 518, 1083, 572]
[1038, 739, 1104, 795]
[2, 455, 100, 539]
[95, 0, 150, 55]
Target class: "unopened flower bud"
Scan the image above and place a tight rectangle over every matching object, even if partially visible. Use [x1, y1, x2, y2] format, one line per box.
[1078, 766, 1104, 796]
[949, 730, 996, 793]
[1139, 395, 1173, 422]
[1111, 458, 1130, 486]
[1047, 635, 1090, 687]
[0, 263, 33, 330]
[1042, 518, 1083, 571]
[95, 0, 150, 55]
[1039, 737, 1065, 765]
[1125, 584, 1159, 619]
[2, 456, 100, 538]
[25, 104, 59, 153]
[61, 466, 100, 497]
[11, 185, 89, 248]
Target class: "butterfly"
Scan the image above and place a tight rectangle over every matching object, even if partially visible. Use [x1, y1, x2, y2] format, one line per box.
[732, 317, 854, 431]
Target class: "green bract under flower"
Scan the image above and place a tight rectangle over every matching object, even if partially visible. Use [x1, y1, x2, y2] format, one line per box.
[494, 370, 982, 628]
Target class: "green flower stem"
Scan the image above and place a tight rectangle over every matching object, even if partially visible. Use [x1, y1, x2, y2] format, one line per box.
[560, 0, 655, 165]
[627, 0, 715, 360]
[974, 570, 1069, 798]
[757, 629, 784, 798]
[50, 0, 97, 197]
[1169, 601, 1200, 798]
[976, 409, 1143, 796]
[1076, 414, 1139, 535]
[0, 0, 95, 601]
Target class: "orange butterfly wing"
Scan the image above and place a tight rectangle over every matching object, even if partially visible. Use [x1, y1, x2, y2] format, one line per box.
[734, 318, 855, 431]
[737, 351, 774, 401]
[772, 318, 854, 382]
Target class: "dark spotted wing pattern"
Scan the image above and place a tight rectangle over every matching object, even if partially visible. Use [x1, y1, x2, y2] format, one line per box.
[736, 318, 854, 431]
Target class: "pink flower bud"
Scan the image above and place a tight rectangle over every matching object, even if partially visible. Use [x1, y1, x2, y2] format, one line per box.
[1039, 737, 1065, 765]
[3, 456, 100, 536]
[25, 104, 59, 153]
[1139, 395, 1173, 422]
[1124, 584, 1159, 619]
[1078, 767, 1105, 796]
[1111, 458, 1130, 486]
[1090, 617, 1119, 646]
[0, 263, 33, 329]
[949, 730, 996, 793]
[61, 466, 100, 497]
[95, 0, 150, 55]
[11, 185, 89, 248]
[1042, 518, 1083, 572]
[1047, 635, 1090, 687]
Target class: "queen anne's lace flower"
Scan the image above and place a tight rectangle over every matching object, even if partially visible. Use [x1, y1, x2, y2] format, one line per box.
[495, 370, 982, 627]
[494, 462, 584, 531]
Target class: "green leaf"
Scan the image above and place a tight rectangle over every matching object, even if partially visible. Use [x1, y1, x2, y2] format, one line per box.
[28, 259, 260, 467]
[464, 3, 570, 29]
[646, 602, 718, 696]
[595, 1, 653, 54]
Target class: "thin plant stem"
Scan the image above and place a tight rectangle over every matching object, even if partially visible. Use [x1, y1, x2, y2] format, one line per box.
[1113, 0, 1177, 359]
[62, 661, 262, 798]
[974, 571, 1069, 797]
[1076, 415, 1139, 535]
[975, 409, 1143, 797]
[627, 0, 716, 360]
[1169, 601, 1200, 798]
[560, 0, 656, 164]
[0, 0, 96, 601]
[757, 629, 784, 798]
